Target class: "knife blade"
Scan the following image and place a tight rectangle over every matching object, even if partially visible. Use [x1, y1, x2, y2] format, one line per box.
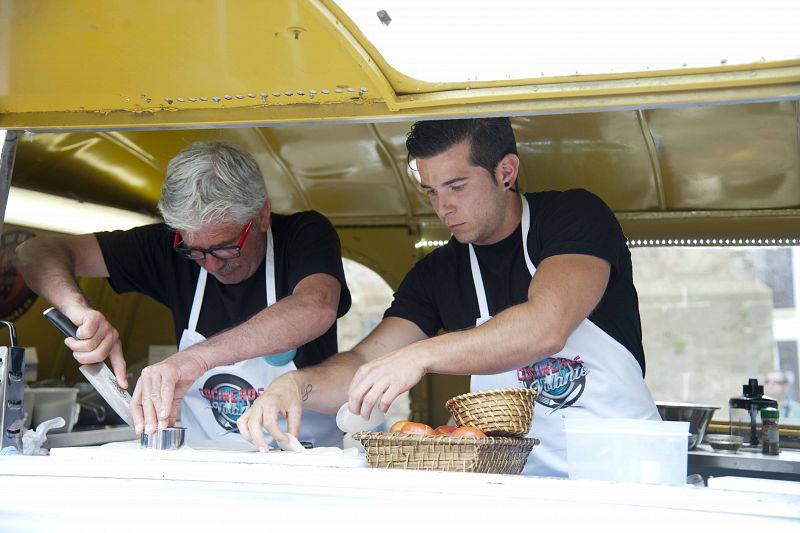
[43, 307, 134, 428]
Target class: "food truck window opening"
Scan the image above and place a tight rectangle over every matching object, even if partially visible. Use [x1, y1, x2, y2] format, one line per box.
[631, 242, 800, 424]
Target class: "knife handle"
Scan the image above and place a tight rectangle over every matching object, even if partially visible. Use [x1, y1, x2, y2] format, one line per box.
[43, 307, 79, 338]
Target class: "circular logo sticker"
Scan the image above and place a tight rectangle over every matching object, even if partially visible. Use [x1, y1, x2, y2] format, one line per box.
[0, 229, 38, 321]
[199, 374, 264, 432]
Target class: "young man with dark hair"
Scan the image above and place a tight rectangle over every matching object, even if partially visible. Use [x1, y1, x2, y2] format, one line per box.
[239, 118, 659, 476]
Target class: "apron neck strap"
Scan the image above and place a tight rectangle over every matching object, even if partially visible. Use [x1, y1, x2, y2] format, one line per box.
[469, 193, 535, 323]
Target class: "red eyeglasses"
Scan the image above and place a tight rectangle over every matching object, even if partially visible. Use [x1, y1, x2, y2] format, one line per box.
[173, 220, 253, 260]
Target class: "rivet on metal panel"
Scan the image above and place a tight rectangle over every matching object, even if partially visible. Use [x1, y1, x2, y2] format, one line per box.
[140, 94, 151, 103]
[297, 90, 305, 96]
[376, 10, 392, 26]
[321, 89, 330, 95]
[309, 90, 317, 99]
[247, 93, 256, 98]
[284, 91, 293, 96]
[347, 87, 355, 93]
[177, 97, 185, 102]
[235, 94, 244, 99]
[188, 97, 197, 102]
[260, 93, 268, 103]
[212, 96, 221, 103]
[334, 87, 343, 93]
[272, 92, 280, 97]
[165, 98, 174, 104]
[224, 95, 233, 100]
[199, 96, 208, 102]
[358, 88, 367, 97]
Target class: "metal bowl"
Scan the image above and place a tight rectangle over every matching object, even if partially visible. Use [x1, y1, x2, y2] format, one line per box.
[139, 427, 186, 450]
[655, 402, 718, 449]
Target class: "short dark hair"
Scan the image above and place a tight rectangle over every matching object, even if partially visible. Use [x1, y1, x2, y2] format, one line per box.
[406, 118, 518, 182]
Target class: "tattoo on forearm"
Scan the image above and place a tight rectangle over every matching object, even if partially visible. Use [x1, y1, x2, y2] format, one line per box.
[302, 384, 312, 402]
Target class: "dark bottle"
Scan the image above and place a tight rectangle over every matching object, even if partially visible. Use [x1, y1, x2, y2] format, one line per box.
[729, 378, 778, 449]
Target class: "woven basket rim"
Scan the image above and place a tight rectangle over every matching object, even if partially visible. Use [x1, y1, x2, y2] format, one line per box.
[352, 431, 540, 447]
[444, 387, 538, 410]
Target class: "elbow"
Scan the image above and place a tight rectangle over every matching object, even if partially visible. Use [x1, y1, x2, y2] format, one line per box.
[538, 331, 569, 358]
[12, 239, 36, 277]
[314, 301, 338, 333]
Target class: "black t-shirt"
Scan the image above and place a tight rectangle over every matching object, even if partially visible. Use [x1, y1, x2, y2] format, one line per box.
[95, 211, 351, 369]
[385, 189, 646, 374]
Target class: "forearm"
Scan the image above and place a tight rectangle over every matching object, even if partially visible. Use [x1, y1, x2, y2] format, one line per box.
[421, 299, 565, 376]
[419, 255, 608, 376]
[182, 287, 339, 374]
[287, 350, 368, 414]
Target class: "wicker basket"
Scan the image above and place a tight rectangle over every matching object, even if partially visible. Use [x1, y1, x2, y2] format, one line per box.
[445, 388, 538, 437]
[353, 432, 539, 475]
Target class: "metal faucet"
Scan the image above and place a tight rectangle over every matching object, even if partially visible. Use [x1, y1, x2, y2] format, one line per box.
[0, 321, 26, 450]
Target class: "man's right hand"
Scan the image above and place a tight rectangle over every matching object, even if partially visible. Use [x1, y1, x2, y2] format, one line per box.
[237, 372, 305, 452]
[62, 305, 128, 389]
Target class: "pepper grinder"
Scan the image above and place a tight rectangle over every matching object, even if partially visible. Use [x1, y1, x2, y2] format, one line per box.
[729, 378, 778, 450]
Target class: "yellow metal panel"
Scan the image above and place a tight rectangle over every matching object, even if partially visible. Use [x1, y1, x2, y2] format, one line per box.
[0, 0, 382, 115]
[647, 101, 800, 210]
[513, 113, 660, 212]
[1, 0, 798, 130]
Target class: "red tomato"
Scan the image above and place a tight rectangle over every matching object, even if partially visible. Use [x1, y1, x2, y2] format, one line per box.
[399, 422, 436, 436]
[434, 425, 457, 435]
[451, 426, 487, 438]
[388, 420, 409, 433]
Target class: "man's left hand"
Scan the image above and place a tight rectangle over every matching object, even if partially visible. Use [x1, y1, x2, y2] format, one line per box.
[131, 351, 208, 435]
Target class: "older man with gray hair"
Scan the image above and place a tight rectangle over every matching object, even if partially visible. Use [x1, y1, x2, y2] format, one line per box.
[15, 141, 351, 449]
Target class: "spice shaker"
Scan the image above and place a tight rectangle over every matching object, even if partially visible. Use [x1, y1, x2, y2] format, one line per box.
[729, 378, 778, 449]
[760, 407, 780, 455]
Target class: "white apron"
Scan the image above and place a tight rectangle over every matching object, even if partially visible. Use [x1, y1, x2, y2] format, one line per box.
[469, 195, 659, 477]
[180, 227, 342, 448]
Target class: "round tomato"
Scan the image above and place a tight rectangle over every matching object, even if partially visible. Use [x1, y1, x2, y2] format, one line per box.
[434, 425, 457, 435]
[399, 422, 436, 436]
[388, 420, 409, 433]
[451, 426, 487, 438]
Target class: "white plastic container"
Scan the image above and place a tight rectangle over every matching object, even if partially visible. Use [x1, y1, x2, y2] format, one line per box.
[564, 417, 690, 486]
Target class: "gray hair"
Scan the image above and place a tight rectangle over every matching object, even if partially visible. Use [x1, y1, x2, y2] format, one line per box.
[157, 141, 267, 233]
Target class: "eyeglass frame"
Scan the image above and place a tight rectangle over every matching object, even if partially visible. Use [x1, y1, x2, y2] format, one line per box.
[173, 220, 253, 260]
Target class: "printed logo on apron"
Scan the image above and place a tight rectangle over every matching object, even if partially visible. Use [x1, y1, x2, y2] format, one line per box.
[517, 356, 588, 410]
[198, 374, 263, 433]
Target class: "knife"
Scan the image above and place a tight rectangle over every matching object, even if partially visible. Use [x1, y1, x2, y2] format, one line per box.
[43, 307, 134, 428]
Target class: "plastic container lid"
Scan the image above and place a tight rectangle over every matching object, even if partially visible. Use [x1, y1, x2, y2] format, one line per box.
[760, 407, 780, 419]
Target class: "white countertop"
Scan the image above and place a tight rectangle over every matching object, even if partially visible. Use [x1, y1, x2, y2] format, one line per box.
[1, 441, 799, 531]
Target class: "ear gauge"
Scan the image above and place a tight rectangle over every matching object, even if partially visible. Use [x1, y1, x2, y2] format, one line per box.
[503, 181, 510, 189]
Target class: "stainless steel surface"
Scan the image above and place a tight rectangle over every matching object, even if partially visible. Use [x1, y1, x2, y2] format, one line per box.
[656, 401, 718, 449]
[689, 445, 800, 481]
[140, 427, 186, 450]
[44, 425, 136, 448]
[0, 321, 25, 449]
